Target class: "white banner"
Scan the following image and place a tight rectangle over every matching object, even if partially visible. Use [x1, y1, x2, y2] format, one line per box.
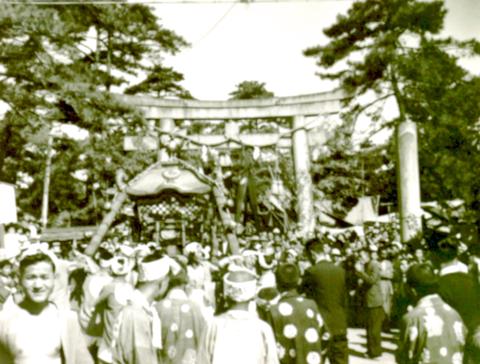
[0, 182, 17, 224]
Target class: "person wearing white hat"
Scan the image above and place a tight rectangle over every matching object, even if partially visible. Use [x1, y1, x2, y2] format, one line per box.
[198, 268, 279, 364]
[110, 252, 181, 364]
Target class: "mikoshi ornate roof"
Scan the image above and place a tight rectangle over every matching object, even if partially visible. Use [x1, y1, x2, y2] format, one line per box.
[126, 161, 212, 199]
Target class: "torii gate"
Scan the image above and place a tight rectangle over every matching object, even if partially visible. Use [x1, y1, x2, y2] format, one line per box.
[118, 90, 345, 238]
[85, 89, 422, 254]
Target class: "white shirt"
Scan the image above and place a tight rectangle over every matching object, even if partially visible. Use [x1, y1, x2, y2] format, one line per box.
[0, 303, 62, 364]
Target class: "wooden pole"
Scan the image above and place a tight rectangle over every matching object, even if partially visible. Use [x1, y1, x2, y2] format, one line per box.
[212, 164, 239, 255]
[85, 190, 128, 256]
[41, 134, 53, 229]
[85, 170, 128, 256]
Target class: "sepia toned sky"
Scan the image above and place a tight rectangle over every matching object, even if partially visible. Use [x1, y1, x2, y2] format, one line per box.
[154, 0, 480, 100]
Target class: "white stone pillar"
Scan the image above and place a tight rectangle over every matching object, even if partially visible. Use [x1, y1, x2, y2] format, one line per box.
[397, 120, 422, 242]
[292, 115, 315, 239]
[159, 118, 175, 162]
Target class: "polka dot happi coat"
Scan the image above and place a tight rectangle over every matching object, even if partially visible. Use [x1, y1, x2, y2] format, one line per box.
[396, 294, 467, 364]
[155, 294, 207, 364]
[266, 292, 324, 364]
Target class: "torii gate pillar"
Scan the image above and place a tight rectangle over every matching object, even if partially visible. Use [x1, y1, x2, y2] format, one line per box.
[292, 116, 315, 239]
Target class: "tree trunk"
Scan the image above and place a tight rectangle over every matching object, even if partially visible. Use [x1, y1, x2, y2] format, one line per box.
[0, 122, 12, 181]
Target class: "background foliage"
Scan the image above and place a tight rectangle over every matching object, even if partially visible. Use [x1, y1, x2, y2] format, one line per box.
[0, 2, 189, 226]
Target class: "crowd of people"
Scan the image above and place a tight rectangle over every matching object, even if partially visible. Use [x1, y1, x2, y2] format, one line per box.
[0, 222, 479, 364]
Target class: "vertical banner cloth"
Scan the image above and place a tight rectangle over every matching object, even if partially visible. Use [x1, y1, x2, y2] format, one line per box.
[0, 182, 17, 224]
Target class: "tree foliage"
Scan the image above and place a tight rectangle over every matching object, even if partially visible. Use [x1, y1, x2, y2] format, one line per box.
[0, 2, 189, 226]
[305, 0, 480, 228]
[229, 80, 274, 100]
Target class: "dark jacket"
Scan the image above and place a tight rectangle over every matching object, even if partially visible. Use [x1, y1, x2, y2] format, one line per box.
[438, 268, 480, 331]
[300, 260, 348, 336]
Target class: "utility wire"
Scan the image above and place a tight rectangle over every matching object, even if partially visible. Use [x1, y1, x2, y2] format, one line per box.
[1, 0, 353, 4]
[193, 1, 237, 44]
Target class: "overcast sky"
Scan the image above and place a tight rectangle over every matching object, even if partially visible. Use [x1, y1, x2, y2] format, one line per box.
[154, 0, 480, 100]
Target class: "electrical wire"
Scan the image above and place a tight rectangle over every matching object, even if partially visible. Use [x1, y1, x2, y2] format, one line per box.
[1, 0, 354, 4]
[193, 1, 237, 44]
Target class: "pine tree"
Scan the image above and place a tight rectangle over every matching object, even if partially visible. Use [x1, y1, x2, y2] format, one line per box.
[0, 2, 189, 225]
[305, 0, 480, 231]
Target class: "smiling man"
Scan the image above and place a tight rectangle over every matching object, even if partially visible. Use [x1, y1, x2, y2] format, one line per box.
[0, 249, 93, 364]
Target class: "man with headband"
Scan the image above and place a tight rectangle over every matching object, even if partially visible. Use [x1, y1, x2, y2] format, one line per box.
[0, 246, 93, 364]
[110, 251, 181, 364]
[198, 268, 279, 364]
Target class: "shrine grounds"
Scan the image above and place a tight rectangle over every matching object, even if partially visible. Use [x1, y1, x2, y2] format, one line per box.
[346, 328, 397, 364]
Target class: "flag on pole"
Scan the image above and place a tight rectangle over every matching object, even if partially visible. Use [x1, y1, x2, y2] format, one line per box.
[0, 182, 17, 224]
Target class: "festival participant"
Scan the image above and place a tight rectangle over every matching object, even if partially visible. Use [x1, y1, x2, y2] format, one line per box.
[301, 237, 349, 364]
[396, 263, 467, 364]
[78, 247, 114, 330]
[78, 247, 114, 357]
[49, 242, 99, 309]
[241, 249, 259, 272]
[164, 238, 183, 258]
[155, 261, 207, 364]
[257, 245, 277, 290]
[256, 286, 280, 322]
[198, 268, 279, 364]
[279, 248, 299, 265]
[3, 225, 23, 259]
[111, 252, 181, 364]
[0, 248, 93, 364]
[355, 245, 385, 359]
[184, 241, 216, 316]
[378, 247, 394, 331]
[330, 248, 343, 265]
[0, 249, 16, 310]
[433, 237, 480, 364]
[94, 245, 136, 364]
[266, 263, 324, 364]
